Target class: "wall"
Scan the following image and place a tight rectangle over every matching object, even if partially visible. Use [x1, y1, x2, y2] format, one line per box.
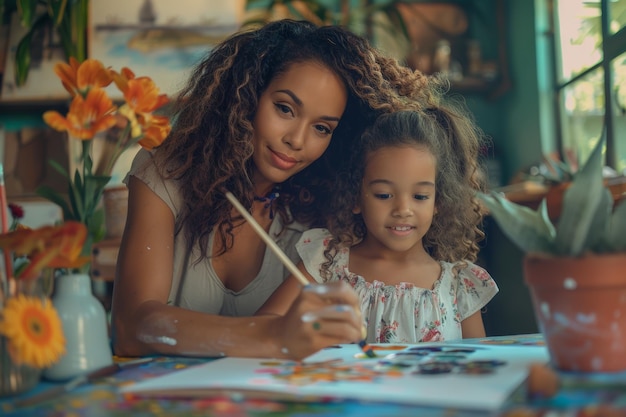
[480, 0, 548, 336]
[1, 0, 549, 336]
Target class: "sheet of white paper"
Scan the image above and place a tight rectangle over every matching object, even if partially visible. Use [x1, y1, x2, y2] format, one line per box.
[121, 342, 549, 411]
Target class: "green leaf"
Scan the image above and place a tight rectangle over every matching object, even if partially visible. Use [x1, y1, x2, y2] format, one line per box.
[36, 185, 73, 220]
[68, 0, 88, 61]
[89, 206, 106, 244]
[478, 191, 556, 253]
[554, 134, 606, 256]
[16, 0, 38, 27]
[586, 188, 613, 252]
[13, 12, 51, 86]
[69, 169, 85, 221]
[14, 27, 32, 86]
[82, 140, 93, 174]
[46, 0, 67, 26]
[538, 198, 557, 238]
[83, 174, 111, 217]
[606, 199, 626, 252]
[48, 159, 70, 179]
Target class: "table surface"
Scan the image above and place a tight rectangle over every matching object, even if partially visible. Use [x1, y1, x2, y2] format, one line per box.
[2, 334, 626, 417]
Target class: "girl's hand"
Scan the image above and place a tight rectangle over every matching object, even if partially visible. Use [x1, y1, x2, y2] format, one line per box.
[272, 281, 364, 360]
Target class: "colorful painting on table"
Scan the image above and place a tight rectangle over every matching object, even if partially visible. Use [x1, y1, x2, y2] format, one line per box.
[121, 342, 550, 412]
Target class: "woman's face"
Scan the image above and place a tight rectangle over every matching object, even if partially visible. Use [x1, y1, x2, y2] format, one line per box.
[251, 61, 347, 191]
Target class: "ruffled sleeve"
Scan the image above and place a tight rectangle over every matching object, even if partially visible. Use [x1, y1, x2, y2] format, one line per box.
[454, 262, 499, 320]
[295, 228, 336, 284]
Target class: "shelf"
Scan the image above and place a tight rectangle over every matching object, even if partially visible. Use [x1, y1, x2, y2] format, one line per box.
[0, 99, 70, 114]
[449, 76, 502, 96]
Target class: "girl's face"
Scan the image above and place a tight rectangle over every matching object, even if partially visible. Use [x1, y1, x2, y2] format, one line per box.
[251, 61, 347, 192]
[353, 144, 437, 255]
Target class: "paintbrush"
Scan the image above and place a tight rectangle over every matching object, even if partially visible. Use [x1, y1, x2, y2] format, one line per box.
[224, 191, 376, 358]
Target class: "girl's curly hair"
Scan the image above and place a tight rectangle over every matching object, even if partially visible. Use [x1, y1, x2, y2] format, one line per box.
[322, 99, 488, 280]
[152, 19, 435, 258]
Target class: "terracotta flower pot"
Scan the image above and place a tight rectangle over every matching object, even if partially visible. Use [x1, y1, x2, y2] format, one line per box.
[524, 253, 626, 372]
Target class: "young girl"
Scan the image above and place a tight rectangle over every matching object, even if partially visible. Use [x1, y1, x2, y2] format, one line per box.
[111, 19, 433, 360]
[258, 106, 498, 343]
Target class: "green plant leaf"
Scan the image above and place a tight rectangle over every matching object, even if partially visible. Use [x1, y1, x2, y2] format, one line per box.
[606, 199, 626, 252]
[45, 0, 67, 26]
[13, 12, 50, 86]
[90, 206, 106, 244]
[48, 159, 70, 179]
[60, 0, 88, 62]
[83, 174, 111, 217]
[16, 0, 37, 26]
[69, 169, 85, 221]
[14, 31, 32, 86]
[554, 134, 606, 256]
[537, 198, 556, 238]
[36, 185, 72, 220]
[478, 191, 555, 253]
[586, 187, 613, 252]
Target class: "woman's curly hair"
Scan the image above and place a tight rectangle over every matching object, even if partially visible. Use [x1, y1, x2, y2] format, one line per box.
[152, 19, 436, 258]
[321, 98, 488, 281]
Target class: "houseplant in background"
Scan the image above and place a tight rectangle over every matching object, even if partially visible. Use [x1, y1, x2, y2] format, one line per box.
[0, 221, 88, 396]
[479, 133, 626, 372]
[1, 0, 89, 86]
[31, 57, 170, 380]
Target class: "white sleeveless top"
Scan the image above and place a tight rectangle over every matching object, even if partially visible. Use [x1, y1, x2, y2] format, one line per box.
[125, 149, 306, 316]
[297, 228, 499, 343]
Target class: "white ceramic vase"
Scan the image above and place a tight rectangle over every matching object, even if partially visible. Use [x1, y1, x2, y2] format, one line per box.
[43, 273, 113, 381]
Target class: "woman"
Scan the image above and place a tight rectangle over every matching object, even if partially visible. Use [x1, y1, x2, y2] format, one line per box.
[111, 19, 431, 360]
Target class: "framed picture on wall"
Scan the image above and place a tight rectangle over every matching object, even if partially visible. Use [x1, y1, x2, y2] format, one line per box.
[0, 11, 69, 102]
[89, 0, 245, 99]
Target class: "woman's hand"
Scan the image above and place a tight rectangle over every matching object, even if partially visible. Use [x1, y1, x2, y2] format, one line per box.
[271, 281, 364, 360]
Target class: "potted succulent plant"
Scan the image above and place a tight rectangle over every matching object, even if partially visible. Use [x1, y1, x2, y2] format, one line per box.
[479, 133, 626, 373]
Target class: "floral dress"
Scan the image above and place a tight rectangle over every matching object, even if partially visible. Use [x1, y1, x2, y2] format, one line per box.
[297, 228, 499, 343]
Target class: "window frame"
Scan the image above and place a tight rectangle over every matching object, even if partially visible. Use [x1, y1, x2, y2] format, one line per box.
[548, 0, 626, 169]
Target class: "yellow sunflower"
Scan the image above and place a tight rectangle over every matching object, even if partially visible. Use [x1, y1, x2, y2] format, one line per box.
[0, 294, 66, 368]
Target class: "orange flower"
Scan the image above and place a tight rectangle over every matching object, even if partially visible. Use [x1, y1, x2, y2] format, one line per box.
[111, 67, 136, 92]
[123, 76, 169, 114]
[113, 70, 170, 149]
[43, 88, 118, 139]
[0, 222, 90, 280]
[38, 58, 172, 263]
[45, 222, 90, 269]
[138, 114, 172, 149]
[54, 57, 113, 96]
[0, 295, 66, 368]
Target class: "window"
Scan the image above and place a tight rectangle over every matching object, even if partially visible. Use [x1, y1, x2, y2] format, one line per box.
[550, 0, 626, 173]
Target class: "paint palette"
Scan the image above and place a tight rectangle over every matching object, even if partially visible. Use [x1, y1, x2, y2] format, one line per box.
[121, 342, 549, 411]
